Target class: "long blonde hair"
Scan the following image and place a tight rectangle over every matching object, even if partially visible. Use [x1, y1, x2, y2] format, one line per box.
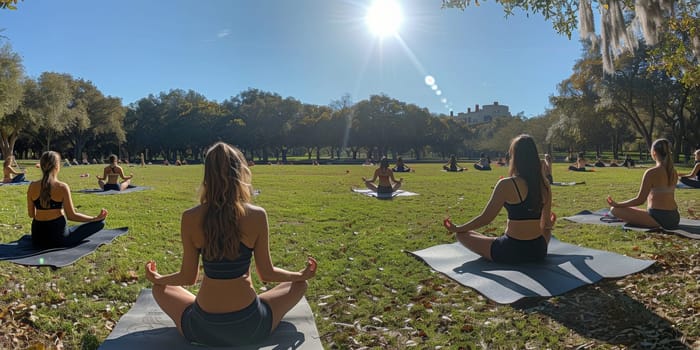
[39, 151, 60, 209]
[652, 138, 675, 185]
[200, 142, 252, 260]
[4, 155, 15, 169]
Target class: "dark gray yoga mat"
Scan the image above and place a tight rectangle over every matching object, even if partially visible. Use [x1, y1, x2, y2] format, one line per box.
[0, 180, 30, 186]
[100, 289, 323, 350]
[0, 227, 129, 267]
[564, 209, 700, 239]
[409, 237, 654, 304]
[352, 188, 418, 199]
[78, 186, 152, 194]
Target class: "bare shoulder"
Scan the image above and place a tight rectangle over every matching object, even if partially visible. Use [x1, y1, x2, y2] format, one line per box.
[182, 204, 204, 221]
[244, 203, 267, 219]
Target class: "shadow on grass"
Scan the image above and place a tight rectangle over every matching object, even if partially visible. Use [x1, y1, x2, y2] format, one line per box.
[513, 275, 690, 349]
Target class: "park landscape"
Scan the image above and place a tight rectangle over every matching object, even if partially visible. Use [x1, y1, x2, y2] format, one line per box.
[0, 161, 699, 349]
[1, 0, 700, 349]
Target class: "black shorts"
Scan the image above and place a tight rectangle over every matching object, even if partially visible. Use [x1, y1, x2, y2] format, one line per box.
[377, 185, 393, 194]
[103, 183, 120, 191]
[181, 297, 273, 347]
[647, 208, 680, 230]
[490, 234, 547, 264]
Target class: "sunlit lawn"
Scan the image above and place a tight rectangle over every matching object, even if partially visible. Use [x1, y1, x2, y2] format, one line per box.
[0, 161, 698, 349]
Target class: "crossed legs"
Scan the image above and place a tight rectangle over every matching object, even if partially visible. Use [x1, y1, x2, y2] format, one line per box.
[151, 280, 308, 337]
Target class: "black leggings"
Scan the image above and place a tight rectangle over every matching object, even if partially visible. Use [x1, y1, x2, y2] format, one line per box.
[11, 173, 25, 183]
[31, 216, 105, 248]
[680, 176, 700, 188]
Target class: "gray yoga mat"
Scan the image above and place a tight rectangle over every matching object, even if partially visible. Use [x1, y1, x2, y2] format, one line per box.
[100, 289, 323, 350]
[0, 227, 129, 267]
[78, 186, 152, 194]
[409, 237, 654, 304]
[0, 180, 30, 186]
[352, 188, 418, 199]
[564, 209, 700, 239]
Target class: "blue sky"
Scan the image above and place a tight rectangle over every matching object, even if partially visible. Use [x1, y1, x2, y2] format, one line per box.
[1, 0, 583, 117]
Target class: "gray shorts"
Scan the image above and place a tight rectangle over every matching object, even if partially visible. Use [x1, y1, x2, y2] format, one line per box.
[181, 297, 273, 347]
[647, 208, 680, 230]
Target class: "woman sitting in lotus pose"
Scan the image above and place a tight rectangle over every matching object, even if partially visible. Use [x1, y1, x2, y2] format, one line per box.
[607, 138, 680, 229]
[363, 157, 402, 194]
[144, 142, 317, 347]
[3, 155, 26, 183]
[445, 135, 554, 263]
[97, 154, 133, 191]
[27, 151, 107, 248]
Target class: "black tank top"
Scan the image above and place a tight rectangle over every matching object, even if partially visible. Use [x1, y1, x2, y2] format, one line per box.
[504, 178, 541, 220]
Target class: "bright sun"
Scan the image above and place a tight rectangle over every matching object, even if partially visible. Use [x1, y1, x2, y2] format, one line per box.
[365, 0, 403, 38]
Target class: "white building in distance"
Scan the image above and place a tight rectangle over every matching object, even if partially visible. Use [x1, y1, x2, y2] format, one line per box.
[454, 102, 511, 124]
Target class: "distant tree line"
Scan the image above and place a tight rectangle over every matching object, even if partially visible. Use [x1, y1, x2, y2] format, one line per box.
[2, 40, 699, 164]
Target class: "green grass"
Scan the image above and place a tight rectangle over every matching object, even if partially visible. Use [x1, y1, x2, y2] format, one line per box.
[1, 162, 698, 349]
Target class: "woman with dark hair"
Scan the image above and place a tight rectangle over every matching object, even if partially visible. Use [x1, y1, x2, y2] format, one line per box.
[363, 157, 403, 194]
[97, 154, 133, 191]
[678, 149, 700, 188]
[443, 155, 465, 172]
[144, 142, 317, 347]
[444, 135, 554, 263]
[607, 138, 680, 229]
[473, 153, 492, 171]
[3, 155, 27, 183]
[26, 151, 107, 248]
[392, 156, 412, 172]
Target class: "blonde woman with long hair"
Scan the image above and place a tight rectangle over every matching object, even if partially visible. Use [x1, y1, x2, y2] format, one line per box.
[145, 142, 317, 347]
[27, 151, 107, 247]
[607, 138, 680, 229]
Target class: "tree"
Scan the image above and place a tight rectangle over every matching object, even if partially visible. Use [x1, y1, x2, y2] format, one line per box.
[27, 73, 75, 152]
[0, 0, 22, 10]
[0, 43, 25, 159]
[442, 0, 700, 86]
[62, 79, 126, 160]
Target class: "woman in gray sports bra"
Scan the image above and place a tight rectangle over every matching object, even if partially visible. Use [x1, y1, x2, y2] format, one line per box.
[607, 138, 680, 229]
[144, 142, 317, 347]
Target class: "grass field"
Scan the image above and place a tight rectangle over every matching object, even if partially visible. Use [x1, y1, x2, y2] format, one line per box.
[0, 162, 698, 349]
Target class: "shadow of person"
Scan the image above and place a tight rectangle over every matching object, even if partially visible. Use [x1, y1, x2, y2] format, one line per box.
[451, 253, 603, 300]
[514, 279, 690, 349]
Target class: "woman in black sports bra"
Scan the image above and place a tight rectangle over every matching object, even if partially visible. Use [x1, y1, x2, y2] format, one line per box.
[144, 142, 317, 347]
[97, 154, 133, 191]
[26, 151, 108, 248]
[363, 157, 403, 194]
[444, 135, 554, 263]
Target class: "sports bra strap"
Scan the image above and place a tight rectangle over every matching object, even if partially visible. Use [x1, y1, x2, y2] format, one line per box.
[511, 178, 524, 202]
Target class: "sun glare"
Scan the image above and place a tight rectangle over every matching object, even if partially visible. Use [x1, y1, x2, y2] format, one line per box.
[366, 0, 403, 38]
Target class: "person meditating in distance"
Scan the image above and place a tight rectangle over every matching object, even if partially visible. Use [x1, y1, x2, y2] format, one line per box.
[444, 135, 554, 263]
[392, 156, 412, 172]
[443, 155, 465, 172]
[27, 151, 108, 248]
[97, 154, 133, 191]
[144, 142, 317, 347]
[607, 138, 680, 229]
[568, 152, 588, 171]
[473, 153, 492, 171]
[678, 149, 700, 188]
[3, 155, 27, 183]
[363, 157, 403, 194]
[542, 153, 553, 184]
